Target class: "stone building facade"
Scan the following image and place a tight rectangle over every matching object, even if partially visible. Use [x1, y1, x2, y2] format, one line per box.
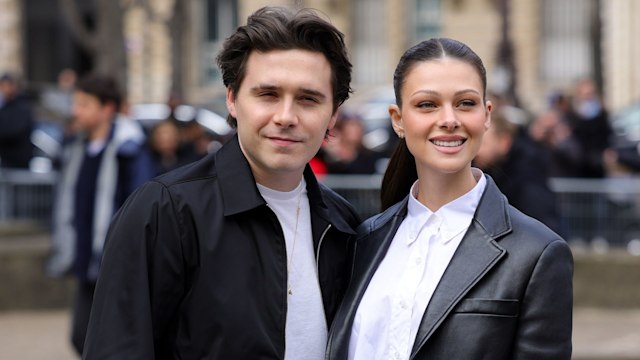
[1, 0, 639, 114]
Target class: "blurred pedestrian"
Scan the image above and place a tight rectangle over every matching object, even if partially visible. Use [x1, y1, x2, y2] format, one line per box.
[326, 38, 572, 360]
[45, 73, 154, 355]
[148, 119, 198, 175]
[528, 101, 582, 177]
[0, 73, 35, 169]
[83, 7, 360, 359]
[323, 111, 383, 174]
[566, 78, 613, 178]
[474, 109, 561, 234]
[40, 68, 77, 125]
[563, 78, 614, 243]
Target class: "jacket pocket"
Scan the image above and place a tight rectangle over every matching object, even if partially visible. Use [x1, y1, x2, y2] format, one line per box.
[454, 298, 519, 317]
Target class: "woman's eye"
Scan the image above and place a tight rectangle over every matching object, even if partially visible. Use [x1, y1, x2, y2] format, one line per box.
[459, 100, 477, 108]
[417, 102, 435, 109]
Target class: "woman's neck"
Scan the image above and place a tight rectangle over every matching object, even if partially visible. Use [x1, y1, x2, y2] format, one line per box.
[415, 168, 477, 212]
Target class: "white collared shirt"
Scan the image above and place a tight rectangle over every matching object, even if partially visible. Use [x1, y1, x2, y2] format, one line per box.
[349, 169, 487, 360]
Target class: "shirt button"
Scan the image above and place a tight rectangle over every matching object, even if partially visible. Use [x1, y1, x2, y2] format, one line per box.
[400, 301, 408, 309]
[415, 257, 422, 265]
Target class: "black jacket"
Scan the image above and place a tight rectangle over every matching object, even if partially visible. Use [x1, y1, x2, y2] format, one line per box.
[83, 135, 360, 359]
[0, 94, 34, 168]
[326, 175, 573, 360]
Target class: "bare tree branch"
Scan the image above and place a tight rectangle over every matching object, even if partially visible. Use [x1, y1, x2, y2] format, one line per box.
[59, 0, 97, 55]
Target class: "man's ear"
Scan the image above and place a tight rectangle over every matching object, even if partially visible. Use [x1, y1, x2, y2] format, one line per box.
[327, 110, 338, 131]
[389, 104, 404, 138]
[102, 101, 118, 120]
[226, 87, 237, 119]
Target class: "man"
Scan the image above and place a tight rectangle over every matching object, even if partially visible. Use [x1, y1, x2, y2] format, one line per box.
[83, 6, 359, 359]
[45, 74, 154, 355]
[0, 73, 34, 169]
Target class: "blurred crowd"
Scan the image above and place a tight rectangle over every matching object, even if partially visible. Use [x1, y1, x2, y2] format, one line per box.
[1, 70, 640, 244]
[0, 70, 229, 176]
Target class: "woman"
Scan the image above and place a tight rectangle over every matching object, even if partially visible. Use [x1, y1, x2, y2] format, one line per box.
[326, 38, 573, 360]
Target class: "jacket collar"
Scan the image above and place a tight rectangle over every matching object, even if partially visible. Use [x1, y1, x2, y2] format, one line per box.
[216, 135, 266, 217]
[409, 174, 511, 358]
[216, 135, 355, 235]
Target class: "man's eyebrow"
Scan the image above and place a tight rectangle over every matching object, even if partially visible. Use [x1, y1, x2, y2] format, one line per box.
[249, 85, 328, 100]
[249, 84, 279, 93]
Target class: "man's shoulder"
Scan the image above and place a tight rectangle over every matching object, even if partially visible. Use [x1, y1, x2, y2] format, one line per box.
[153, 152, 218, 188]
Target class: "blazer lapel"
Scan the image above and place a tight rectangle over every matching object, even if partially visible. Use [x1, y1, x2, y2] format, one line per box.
[410, 176, 510, 358]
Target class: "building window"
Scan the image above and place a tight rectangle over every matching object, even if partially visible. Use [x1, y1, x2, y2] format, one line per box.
[540, 0, 597, 84]
[352, 0, 388, 86]
[413, 0, 441, 42]
[201, 0, 237, 85]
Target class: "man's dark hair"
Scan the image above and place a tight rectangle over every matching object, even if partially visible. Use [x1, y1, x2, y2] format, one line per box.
[75, 73, 123, 110]
[216, 6, 352, 127]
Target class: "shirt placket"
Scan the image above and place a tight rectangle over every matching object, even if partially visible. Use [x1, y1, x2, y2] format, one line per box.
[386, 219, 432, 360]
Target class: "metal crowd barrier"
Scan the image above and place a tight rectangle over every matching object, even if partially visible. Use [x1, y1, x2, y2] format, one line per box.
[0, 169, 58, 228]
[1, 170, 640, 250]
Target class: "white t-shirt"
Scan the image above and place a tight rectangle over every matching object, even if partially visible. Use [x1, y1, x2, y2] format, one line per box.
[257, 179, 328, 360]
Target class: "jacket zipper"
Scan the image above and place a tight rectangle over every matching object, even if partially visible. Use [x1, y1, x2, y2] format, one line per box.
[316, 224, 332, 274]
[266, 203, 289, 357]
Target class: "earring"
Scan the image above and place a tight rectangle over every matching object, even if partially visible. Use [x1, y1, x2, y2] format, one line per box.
[397, 133, 404, 139]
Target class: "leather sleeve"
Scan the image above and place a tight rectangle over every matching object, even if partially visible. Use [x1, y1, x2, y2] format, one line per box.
[82, 180, 187, 359]
[513, 239, 573, 360]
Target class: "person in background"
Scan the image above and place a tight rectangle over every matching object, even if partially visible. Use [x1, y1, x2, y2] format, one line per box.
[0, 73, 35, 169]
[83, 7, 360, 359]
[45, 73, 154, 355]
[41, 68, 77, 126]
[148, 119, 199, 176]
[322, 111, 383, 174]
[566, 78, 612, 178]
[326, 38, 572, 360]
[474, 108, 561, 234]
[565, 78, 613, 244]
[528, 93, 582, 178]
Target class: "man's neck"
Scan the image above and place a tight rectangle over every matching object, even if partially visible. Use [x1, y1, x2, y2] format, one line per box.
[87, 119, 113, 142]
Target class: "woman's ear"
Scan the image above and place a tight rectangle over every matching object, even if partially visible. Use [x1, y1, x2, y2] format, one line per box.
[484, 100, 493, 130]
[389, 104, 404, 139]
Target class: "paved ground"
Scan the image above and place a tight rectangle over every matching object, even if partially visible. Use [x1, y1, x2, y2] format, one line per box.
[0, 308, 639, 359]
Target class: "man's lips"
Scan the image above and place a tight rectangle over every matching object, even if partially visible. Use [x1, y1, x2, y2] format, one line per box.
[268, 136, 301, 146]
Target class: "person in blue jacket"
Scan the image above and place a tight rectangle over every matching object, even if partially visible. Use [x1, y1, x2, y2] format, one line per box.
[46, 73, 154, 355]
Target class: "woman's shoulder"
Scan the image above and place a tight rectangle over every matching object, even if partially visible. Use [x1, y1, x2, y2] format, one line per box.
[356, 199, 406, 237]
[501, 204, 568, 252]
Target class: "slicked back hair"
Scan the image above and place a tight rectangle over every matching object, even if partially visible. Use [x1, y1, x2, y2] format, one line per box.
[381, 38, 487, 211]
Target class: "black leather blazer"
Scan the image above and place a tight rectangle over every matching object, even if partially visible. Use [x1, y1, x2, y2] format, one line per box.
[326, 175, 573, 360]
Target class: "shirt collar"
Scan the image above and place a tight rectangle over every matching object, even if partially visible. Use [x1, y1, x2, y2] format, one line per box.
[405, 168, 486, 245]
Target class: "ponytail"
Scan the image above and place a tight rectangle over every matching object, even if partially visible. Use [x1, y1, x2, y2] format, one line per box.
[380, 139, 417, 211]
